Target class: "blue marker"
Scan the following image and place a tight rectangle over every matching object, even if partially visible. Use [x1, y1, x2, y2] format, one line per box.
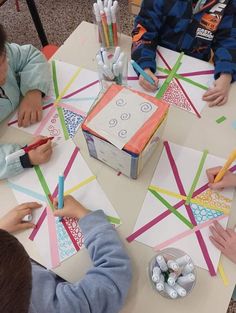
[58, 174, 64, 221]
[131, 59, 156, 85]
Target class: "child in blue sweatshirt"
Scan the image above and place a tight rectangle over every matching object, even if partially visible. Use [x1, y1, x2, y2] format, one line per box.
[0, 24, 52, 179]
[0, 195, 132, 313]
[131, 0, 236, 107]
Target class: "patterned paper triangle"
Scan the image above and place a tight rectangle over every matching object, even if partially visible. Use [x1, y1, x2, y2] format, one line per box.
[161, 80, 194, 113]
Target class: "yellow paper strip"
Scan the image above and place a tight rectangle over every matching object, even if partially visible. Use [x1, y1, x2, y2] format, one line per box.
[149, 185, 229, 215]
[54, 67, 82, 106]
[218, 261, 229, 286]
[65, 176, 96, 195]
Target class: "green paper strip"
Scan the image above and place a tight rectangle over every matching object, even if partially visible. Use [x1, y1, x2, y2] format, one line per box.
[157, 66, 208, 90]
[148, 188, 194, 229]
[34, 165, 54, 210]
[185, 149, 208, 205]
[216, 116, 227, 124]
[52, 60, 60, 98]
[156, 52, 184, 99]
[56, 106, 70, 140]
[107, 215, 121, 225]
[52, 60, 69, 140]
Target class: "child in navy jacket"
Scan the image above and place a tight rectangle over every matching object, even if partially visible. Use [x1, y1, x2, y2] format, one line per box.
[131, 0, 236, 107]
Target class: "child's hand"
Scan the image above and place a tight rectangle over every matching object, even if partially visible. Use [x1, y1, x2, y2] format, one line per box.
[202, 73, 231, 107]
[206, 166, 236, 189]
[209, 221, 236, 264]
[53, 195, 91, 219]
[0, 202, 41, 233]
[18, 90, 43, 127]
[138, 68, 159, 92]
[28, 136, 53, 165]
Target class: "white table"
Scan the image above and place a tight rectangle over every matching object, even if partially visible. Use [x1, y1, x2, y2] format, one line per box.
[1, 21, 236, 313]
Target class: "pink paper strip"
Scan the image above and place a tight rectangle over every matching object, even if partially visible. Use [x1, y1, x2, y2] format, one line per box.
[29, 208, 47, 241]
[157, 50, 201, 118]
[34, 106, 56, 136]
[58, 103, 87, 117]
[63, 80, 99, 99]
[46, 206, 60, 268]
[164, 141, 216, 276]
[154, 215, 226, 250]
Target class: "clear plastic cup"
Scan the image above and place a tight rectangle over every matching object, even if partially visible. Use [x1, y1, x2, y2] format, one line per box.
[96, 47, 127, 91]
[148, 248, 196, 299]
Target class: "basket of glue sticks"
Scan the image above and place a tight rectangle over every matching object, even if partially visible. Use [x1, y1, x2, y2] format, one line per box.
[96, 46, 127, 90]
[93, 0, 119, 48]
[149, 248, 196, 299]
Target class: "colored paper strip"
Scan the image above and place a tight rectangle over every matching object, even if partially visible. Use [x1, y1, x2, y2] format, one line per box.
[157, 66, 208, 90]
[185, 149, 208, 204]
[8, 182, 47, 202]
[62, 219, 80, 251]
[56, 106, 70, 140]
[216, 116, 226, 124]
[52, 60, 60, 98]
[63, 80, 99, 99]
[54, 67, 82, 106]
[156, 52, 184, 99]
[34, 106, 56, 136]
[34, 165, 53, 210]
[149, 185, 229, 215]
[218, 261, 229, 286]
[148, 188, 194, 229]
[29, 208, 47, 241]
[46, 206, 60, 268]
[154, 215, 226, 251]
[64, 175, 96, 195]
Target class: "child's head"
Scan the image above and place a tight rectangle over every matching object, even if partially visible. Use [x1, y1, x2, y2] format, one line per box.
[0, 229, 32, 313]
[0, 24, 8, 86]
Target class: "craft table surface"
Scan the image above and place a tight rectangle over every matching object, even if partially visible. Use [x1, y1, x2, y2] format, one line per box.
[1, 21, 236, 313]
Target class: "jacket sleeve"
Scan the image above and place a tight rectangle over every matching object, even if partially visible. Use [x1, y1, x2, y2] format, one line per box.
[212, 3, 236, 82]
[0, 143, 24, 179]
[6, 43, 51, 96]
[131, 0, 165, 73]
[30, 210, 132, 313]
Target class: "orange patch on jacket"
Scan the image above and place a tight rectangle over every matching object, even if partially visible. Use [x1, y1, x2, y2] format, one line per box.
[132, 24, 147, 42]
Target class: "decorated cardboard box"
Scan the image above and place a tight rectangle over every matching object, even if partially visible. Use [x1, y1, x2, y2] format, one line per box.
[82, 84, 169, 179]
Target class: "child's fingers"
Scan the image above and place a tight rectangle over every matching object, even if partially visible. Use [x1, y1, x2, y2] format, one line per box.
[213, 221, 230, 241]
[208, 95, 224, 107]
[206, 166, 222, 183]
[18, 111, 24, 127]
[208, 180, 225, 190]
[30, 111, 37, 124]
[140, 76, 158, 92]
[37, 109, 42, 122]
[209, 225, 226, 246]
[22, 111, 31, 127]
[216, 96, 227, 106]
[37, 140, 52, 153]
[17, 202, 42, 211]
[17, 222, 36, 231]
[209, 236, 224, 251]
[53, 209, 66, 217]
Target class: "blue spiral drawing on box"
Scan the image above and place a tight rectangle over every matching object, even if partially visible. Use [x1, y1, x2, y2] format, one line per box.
[55, 218, 76, 261]
[63, 109, 84, 138]
[190, 203, 222, 224]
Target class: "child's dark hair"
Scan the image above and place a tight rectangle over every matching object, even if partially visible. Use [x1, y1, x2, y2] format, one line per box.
[0, 24, 7, 56]
[0, 229, 32, 313]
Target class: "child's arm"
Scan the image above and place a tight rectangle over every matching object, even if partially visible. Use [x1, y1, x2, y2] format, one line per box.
[0, 137, 53, 180]
[204, 5, 236, 106]
[31, 196, 132, 313]
[131, 0, 166, 90]
[6, 43, 51, 127]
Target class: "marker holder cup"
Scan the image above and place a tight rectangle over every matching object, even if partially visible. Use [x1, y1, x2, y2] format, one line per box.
[148, 248, 196, 300]
[96, 48, 127, 91]
[93, 0, 120, 48]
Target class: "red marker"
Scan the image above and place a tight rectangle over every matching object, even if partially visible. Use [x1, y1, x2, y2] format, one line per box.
[6, 137, 54, 163]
